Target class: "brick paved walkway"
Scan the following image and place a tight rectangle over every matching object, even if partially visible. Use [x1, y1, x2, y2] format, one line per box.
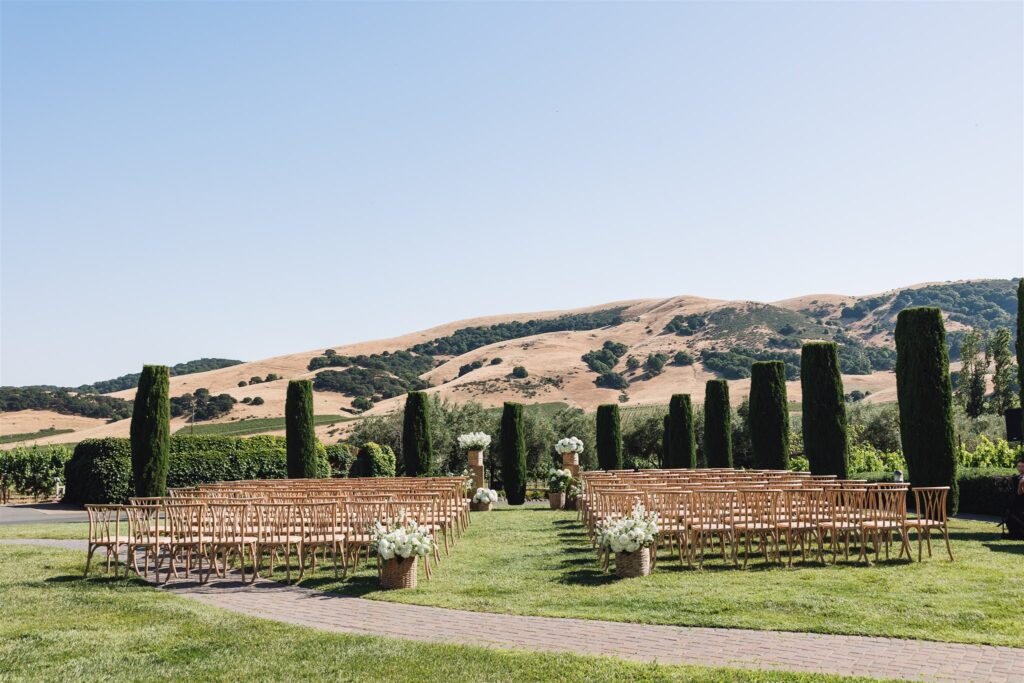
[5, 538, 1023, 682]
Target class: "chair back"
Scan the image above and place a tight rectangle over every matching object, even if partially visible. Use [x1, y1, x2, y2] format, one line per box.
[912, 486, 949, 522]
[85, 504, 122, 545]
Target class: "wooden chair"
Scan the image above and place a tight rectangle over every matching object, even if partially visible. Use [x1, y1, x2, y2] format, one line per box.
[125, 504, 164, 578]
[776, 488, 824, 566]
[84, 504, 124, 576]
[818, 488, 868, 563]
[733, 489, 779, 568]
[689, 490, 738, 568]
[297, 502, 342, 580]
[906, 487, 953, 561]
[163, 503, 205, 582]
[861, 487, 911, 563]
[203, 503, 252, 583]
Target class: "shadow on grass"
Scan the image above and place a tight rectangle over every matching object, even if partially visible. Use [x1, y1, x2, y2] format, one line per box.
[982, 541, 1024, 556]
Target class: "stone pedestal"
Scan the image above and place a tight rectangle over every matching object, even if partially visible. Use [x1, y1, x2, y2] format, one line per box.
[561, 452, 580, 480]
[468, 450, 485, 491]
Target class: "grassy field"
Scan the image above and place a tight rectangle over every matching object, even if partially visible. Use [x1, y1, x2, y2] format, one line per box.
[0, 544, 888, 683]
[0, 428, 74, 444]
[173, 414, 350, 437]
[0, 522, 90, 540]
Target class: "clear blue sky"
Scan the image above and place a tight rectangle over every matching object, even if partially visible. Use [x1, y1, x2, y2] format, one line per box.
[2, 1, 1021, 387]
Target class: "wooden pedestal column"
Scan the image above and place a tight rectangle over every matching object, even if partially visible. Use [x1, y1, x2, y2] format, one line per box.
[468, 450, 485, 491]
[562, 452, 580, 479]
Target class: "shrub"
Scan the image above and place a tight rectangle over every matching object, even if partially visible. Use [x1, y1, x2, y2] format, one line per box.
[673, 351, 694, 366]
[511, 366, 529, 379]
[325, 444, 357, 477]
[596, 371, 629, 390]
[285, 379, 321, 479]
[596, 404, 623, 470]
[64, 438, 133, 504]
[801, 342, 849, 478]
[249, 376, 263, 384]
[251, 396, 264, 406]
[625, 356, 640, 371]
[957, 436, 1022, 468]
[238, 381, 247, 388]
[402, 391, 433, 476]
[664, 394, 696, 468]
[265, 373, 280, 382]
[703, 379, 733, 468]
[500, 402, 527, 504]
[958, 467, 1017, 516]
[458, 360, 484, 377]
[664, 314, 706, 336]
[0, 445, 72, 498]
[848, 444, 906, 474]
[131, 365, 170, 497]
[490, 358, 502, 365]
[351, 396, 373, 411]
[349, 442, 396, 478]
[643, 353, 667, 377]
[896, 307, 958, 514]
[748, 361, 789, 469]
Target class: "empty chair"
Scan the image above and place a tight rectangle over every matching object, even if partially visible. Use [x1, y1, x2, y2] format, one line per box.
[905, 487, 953, 561]
[84, 504, 125, 576]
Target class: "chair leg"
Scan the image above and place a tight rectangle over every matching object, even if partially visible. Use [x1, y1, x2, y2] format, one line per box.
[84, 546, 95, 577]
[942, 525, 953, 561]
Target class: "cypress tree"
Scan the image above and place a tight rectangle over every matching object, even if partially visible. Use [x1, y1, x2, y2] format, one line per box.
[1017, 279, 1024, 434]
[661, 414, 671, 468]
[130, 365, 170, 497]
[500, 402, 527, 505]
[285, 379, 319, 478]
[402, 391, 433, 476]
[801, 342, 849, 478]
[703, 379, 733, 468]
[896, 307, 958, 514]
[665, 394, 696, 468]
[748, 360, 790, 470]
[596, 404, 623, 470]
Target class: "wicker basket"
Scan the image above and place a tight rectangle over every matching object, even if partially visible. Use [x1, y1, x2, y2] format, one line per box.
[471, 501, 492, 512]
[548, 492, 565, 509]
[380, 556, 418, 590]
[564, 495, 578, 511]
[615, 548, 652, 578]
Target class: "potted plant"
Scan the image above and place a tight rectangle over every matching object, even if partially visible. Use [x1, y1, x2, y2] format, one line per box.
[548, 468, 572, 509]
[373, 519, 435, 590]
[458, 432, 492, 468]
[565, 479, 583, 511]
[597, 504, 659, 578]
[471, 487, 499, 511]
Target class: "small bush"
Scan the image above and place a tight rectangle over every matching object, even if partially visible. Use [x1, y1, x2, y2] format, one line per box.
[251, 397, 264, 406]
[238, 381, 247, 388]
[352, 396, 373, 411]
[511, 366, 529, 379]
[673, 351, 694, 366]
[249, 376, 263, 385]
[490, 358, 502, 365]
[325, 443, 357, 477]
[350, 442, 397, 478]
[0, 445, 72, 498]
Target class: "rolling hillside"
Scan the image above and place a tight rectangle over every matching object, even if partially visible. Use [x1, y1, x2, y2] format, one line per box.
[1, 278, 1017, 447]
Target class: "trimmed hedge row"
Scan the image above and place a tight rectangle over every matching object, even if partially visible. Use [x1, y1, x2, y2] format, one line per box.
[350, 442, 397, 478]
[855, 467, 1014, 517]
[64, 435, 329, 504]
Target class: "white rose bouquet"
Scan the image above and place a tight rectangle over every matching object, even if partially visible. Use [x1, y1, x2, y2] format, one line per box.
[597, 504, 659, 554]
[472, 488, 499, 504]
[458, 432, 492, 451]
[555, 437, 584, 455]
[548, 468, 573, 493]
[566, 479, 583, 500]
[372, 519, 435, 561]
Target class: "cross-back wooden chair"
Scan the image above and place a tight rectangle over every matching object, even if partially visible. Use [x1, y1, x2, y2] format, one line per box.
[733, 489, 779, 568]
[906, 487, 953, 561]
[818, 487, 868, 563]
[689, 489, 738, 568]
[125, 504, 164, 578]
[203, 502, 252, 583]
[861, 487, 911, 563]
[84, 504, 125, 576]
[164, 503, 205, 582]
[253, 503, 300, 582]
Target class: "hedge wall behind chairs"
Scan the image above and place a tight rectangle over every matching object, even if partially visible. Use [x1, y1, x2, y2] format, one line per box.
[63, 435, 329, 504]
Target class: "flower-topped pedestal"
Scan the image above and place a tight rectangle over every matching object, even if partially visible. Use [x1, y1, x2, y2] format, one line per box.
[555, 437, 584, 480]
[458, 432, 492, 493]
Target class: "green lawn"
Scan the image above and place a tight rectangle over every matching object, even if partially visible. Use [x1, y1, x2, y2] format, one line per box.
[0, 544, 885, 683]
[308, 509, 1022, 647]
[173, 414, 350, 437]
[0, 427, 74, 444]
[0, 522, 90, 540]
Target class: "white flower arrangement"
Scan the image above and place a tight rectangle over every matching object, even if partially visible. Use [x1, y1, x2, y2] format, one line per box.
[555, 436, 584, 455]
[458, 432, 492, 451]
[472, 487, 499, 504]
[597, 504, 659, 554]
[372, 518, 435, 561]
[548, 468, 573, 493]
[566, 480, 583, 499]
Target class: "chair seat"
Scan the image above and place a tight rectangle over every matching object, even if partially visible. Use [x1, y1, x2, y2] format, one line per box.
[905, 518, 945, 528]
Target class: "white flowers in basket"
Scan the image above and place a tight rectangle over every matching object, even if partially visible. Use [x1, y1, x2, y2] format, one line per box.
[597, 504, 659, 554]
[472, 487, 499, 504]
[555, 436, 584, 455]
[566, 480, 583, 499]
[372, 519, 435, 561]
[458, 432, 492, 450]
[548, 468, 573, 493]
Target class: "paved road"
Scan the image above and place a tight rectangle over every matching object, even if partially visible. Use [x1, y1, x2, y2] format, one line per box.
[3, 538, 1022, 683]
[0, 503, 88, 525]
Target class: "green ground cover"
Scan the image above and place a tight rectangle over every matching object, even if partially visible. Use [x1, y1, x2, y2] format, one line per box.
[0, 544, 887, 683]
[173, 414, 349, 437]
[0, 428, 74, 444]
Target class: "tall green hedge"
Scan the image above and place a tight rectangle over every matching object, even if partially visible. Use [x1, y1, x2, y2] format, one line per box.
[661, 414, 671, 467]
[896, 307, 958, 514]
[402, 391, 433, 476]
[596, 404, 623, 470]
[130, 365, 170, 497]
[350, 442, 397, 478]
[285, 379, 320, 478]
[703, 379, 733, 468]
[749, 360, 790, 470]
[500, 402, 527, 505]
[63, 435, 322, 504]
[1017, 279, 1023, 433]
[801, 342, 849, 478]
[664, 394, 696, 468]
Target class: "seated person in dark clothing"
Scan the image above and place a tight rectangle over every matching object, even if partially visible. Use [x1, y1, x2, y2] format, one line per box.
[1005, 457, 1024, 540]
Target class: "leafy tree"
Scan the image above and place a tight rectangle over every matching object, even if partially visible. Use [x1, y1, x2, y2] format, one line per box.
[402, 392, 433, 476]
[511, 366, 529, 379]
[895, 307, 958, 514]
[664, 394, 696, 468]
[703, 379, 732, 468]
[801, 342, 849, 478]
[673, 351, 694, 366]
[490, 358, 503, 365]
[1018, 279, 1024, 431]
[987, 328, 1017, 414]
[458, 360, 484, 377]
[265, 373, 280, 382]
[285, 380, 320, 478]
[596, 404, 623, 470]
[663, 314, 706, 336]
[238, 381, 247, 388]
[352, 396, 373, 411]
[251, 396, 264, 406]
[956, 329, 987, 418]
[596, 371, 628, 390]
[625, 356, 640, 371]
[130, 365, 170, 497]
[499, 402, 527, 504]
[643, 353, 668, 377]
[748, 361, 789, 469]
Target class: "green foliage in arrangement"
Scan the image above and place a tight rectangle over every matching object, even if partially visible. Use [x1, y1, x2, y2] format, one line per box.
[402, 392, 433, 476]
[703, 379, 733, 468]
[595, 404, 623, 471]
[0, 445, 72, 498]
[748, 361, 790, 470]
[130, 365, 170, 498]
[285, 380, 321, 479]
[349, 442, 396, 478]
[663, 394, 696, 468]
[801, 342, 849, 478]
[409, 307, 628, 356]
[499, 402, 527, 504]
[896, 307, 958, 514]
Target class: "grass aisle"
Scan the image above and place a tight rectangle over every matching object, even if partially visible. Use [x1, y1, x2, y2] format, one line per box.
[0, 545, 886, 683]
[311, 508, 1023, 647]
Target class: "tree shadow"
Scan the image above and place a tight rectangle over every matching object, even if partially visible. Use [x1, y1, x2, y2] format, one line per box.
[982, 542, 1024, 556]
